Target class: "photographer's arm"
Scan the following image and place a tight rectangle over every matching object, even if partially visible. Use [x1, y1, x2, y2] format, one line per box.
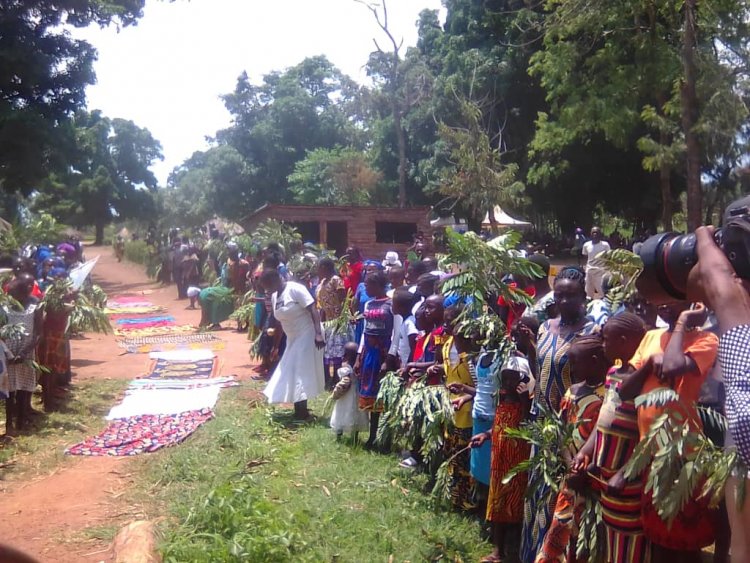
[692, 226, 750, 333]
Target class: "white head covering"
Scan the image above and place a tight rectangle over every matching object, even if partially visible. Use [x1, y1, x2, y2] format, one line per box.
[501, 355, 535, 395]
[382, 251, 402, 268]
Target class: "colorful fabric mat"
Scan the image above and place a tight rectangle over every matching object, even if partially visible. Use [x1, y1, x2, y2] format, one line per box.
[106, 306, 166, 315]
[117, 332, 223, 354]
[114, 325, 196, 337]
[146, 358, 219, 379]
[66, 409, 214, 456]
[115, 315, 176, 325]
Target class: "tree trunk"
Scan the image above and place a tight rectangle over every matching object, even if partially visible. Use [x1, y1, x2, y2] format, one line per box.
[394, 103, 407, 208]
[681, 0, 702, 230]
[95, 221, 105, 246]
[660, 159, 673, 231]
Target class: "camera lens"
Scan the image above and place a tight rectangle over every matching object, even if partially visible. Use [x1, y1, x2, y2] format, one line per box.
[636, 232, 698, 305]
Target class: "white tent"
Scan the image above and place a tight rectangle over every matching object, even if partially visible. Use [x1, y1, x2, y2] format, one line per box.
[481, 206, 532, 228]
[430, 216, 468, 231]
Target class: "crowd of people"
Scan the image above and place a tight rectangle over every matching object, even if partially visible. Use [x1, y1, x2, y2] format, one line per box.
[0, 238, 88, 435]
[205, 222, 750, 563]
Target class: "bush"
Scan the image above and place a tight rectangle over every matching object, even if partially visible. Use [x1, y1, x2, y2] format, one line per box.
[123, 240, 150, 265]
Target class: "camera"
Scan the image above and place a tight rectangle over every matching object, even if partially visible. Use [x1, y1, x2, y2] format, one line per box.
[636, 195, 750, 305]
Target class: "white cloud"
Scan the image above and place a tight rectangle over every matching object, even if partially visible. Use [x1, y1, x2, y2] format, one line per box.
[72, 0, 444, 184]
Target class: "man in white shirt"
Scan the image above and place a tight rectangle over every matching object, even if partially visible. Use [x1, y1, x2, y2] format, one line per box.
[582, 226, 610, 298]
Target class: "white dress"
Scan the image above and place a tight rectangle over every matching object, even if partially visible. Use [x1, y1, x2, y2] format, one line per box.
[330, 366, 369, 432]
[264, 281, 325, 404]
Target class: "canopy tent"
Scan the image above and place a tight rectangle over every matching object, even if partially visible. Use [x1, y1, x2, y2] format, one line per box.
[430, 216, 468, 231]
[481, 206, 532, 229]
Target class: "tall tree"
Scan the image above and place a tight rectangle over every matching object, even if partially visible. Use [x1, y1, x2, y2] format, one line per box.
[288, 147, 383, 205]
[438, 98, 525, 226]
[34, 110, 163, 244]
[0, 1, 147, 195]
[357, 0, 410, 207]
[215, 56, 364, 214]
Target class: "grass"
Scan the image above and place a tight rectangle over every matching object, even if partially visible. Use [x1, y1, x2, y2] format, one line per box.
[0, 377, 128, 479]
[129, 384, 489, 562]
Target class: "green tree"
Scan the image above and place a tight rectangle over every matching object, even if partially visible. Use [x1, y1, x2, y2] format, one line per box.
[528, 0, 750, 230]
[215, 56, 365, 214]
[437, 98, 525, 226]
[288, 147, 382, 205]
[165, 145, 253, 225]
[34, 110, 163, 244]
[0, 1, 147, 195]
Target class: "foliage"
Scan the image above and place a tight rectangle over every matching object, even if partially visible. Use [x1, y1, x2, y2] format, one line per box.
[0, 212, 63, 255]
[440, 229, 542, 317]
[251, 219, 301, 256]
[575, 491, 606, 562]
[43, 280, 112, 335]
[590, 249, 644, 311]
[437, 97, 526, 223]
[288, 147, 381, 205]
[376, 375, 455, 466]
[33, 110, 163, 244]
[502, 403, 574, 508]
[321, 291, 360, 337]
[0, 1, 146, 195]
[624, 388, 748, 526]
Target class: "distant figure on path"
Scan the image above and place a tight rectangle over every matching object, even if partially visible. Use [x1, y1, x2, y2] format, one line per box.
[582, 226, 610, 299]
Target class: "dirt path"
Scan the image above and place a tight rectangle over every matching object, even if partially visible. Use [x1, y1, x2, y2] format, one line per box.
[0, 247, 255, 562]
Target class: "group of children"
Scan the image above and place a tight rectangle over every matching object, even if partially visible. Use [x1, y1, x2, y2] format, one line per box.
[319, 252, 724, 563]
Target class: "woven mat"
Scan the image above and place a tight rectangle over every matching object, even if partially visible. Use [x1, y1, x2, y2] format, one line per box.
[114, 325, 196, 337]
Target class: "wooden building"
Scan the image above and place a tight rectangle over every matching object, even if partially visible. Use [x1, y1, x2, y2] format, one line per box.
[242, 204, 432, 257]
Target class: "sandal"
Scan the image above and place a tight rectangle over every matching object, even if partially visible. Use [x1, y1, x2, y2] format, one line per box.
[480, 555, 502, 563]
[398, 456, 418, 469]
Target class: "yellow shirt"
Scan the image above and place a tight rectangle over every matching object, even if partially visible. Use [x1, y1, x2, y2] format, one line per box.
[443, 336, 474, 429]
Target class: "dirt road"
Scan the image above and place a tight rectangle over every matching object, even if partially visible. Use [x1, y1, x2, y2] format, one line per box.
[0, 247, 255, 562]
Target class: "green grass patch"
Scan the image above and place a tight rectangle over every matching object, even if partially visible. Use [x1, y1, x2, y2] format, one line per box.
[0, 378, 128, 479]
[131, 385, 488, 562]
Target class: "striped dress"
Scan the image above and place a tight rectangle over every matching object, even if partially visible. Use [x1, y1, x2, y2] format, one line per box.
[522, 319, 597, 562]
[594, 371, 651, 563]
[535, 382, 605, 563]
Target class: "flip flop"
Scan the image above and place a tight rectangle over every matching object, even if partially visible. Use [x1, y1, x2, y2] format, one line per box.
[479, 555, 502, 563]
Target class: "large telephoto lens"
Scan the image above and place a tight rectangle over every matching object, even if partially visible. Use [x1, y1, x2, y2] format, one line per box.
[636, 232, 698, 305]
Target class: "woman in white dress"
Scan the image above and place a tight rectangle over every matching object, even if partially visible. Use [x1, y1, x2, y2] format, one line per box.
[260, 269, 325, 420]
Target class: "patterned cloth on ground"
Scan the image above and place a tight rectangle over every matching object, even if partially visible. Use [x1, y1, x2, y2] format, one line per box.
[106, 306, 166, 315]
[145, 358, 219, 379]
[115, 315, 176, 325]
[66, 409, 214, 456]
[114, 325, 196, 337]
[118, 332, 223, 353]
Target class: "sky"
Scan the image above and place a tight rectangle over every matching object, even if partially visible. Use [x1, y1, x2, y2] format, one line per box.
[72, 0, 445, 185]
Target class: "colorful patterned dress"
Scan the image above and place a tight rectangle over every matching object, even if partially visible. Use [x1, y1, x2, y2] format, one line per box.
[486, 397, 530, 523]
[536, 382, 604, 562]
[315, 275, 350, 364]
[358, 297, 393, 411]
[594, 370, 651, 563]
[37, 307, 71, 378]
[522, 319, 597, 562]
[5, 302, 39, 392]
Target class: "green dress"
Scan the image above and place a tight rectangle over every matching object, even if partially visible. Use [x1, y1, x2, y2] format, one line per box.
[199, 286, 235, 324]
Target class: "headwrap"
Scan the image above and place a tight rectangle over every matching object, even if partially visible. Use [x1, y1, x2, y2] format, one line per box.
[50, 267, 68, 279]
[364, 259, 384, 270]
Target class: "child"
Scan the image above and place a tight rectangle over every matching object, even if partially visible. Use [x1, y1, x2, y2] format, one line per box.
[536, 334, 608, 563]
[573, 312, 650, 563]
[387, 287, 418, 369]
[355, 270, 393, 448]
[471, 356, 533, 563]
[330, 342, 369, 440]
[441, 304, 478, 511]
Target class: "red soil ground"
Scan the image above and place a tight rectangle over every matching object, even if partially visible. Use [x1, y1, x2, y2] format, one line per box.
[0, 247, 256, 562]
